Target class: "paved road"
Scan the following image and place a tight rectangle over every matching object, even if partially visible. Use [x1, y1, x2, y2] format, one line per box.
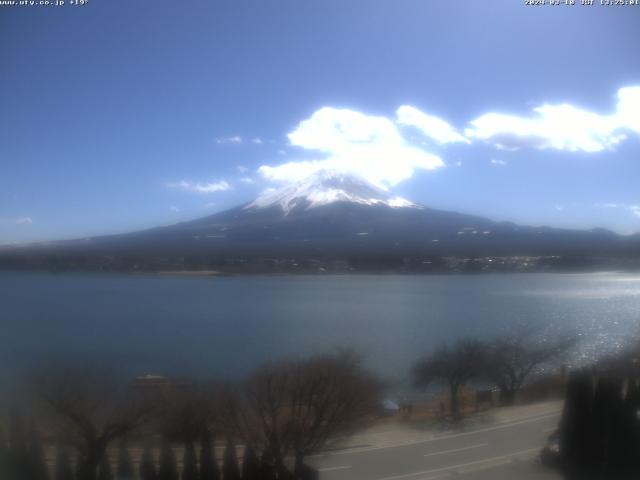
[309, 412, 562, 480]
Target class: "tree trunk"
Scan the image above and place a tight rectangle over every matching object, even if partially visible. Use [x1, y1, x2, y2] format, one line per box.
[275, 454, 292, 480]
[77, 439, 109, 480]
[78, 449, 103, 480]
[450, 384, 460, 419]
[294, 453, 319, 480]
[293, 453, 304, 479]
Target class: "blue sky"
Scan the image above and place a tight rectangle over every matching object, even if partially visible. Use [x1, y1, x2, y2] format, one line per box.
[1, 0, 639, 243]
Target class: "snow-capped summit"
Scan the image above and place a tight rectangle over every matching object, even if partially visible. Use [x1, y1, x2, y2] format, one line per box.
[246, 170, 421, 214]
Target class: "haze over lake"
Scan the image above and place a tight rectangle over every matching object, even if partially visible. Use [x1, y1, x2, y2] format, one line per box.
[2, 271, 639, 386]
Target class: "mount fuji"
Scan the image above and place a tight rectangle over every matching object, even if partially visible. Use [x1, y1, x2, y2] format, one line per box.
[2, 170, 639, 272]
[246, 170, 419, 214]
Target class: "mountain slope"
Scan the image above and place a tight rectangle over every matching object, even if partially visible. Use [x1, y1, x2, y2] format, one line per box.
[1, 171, 639, 271]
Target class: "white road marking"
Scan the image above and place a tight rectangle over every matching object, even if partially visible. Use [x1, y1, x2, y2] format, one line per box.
[419, 475, 451, 480]
[423, 443, 488, 458]
[313, 412, 560, 457]
[318, 465, 352, 472]
[454, 447, 542, 475]
[377, 447, 540, 480]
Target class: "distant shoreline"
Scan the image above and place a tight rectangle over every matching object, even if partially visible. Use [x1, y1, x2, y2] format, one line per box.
[2, 253, 640, 276]
[155, 270, 223, 277]
[1, 267, 638, 278]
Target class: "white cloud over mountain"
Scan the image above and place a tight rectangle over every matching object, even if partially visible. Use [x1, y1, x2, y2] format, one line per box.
[240, 85, 640, 190]
[465, 86, 640, 152]
[258, 107, 445, 189]
[396, 105, 468, 144]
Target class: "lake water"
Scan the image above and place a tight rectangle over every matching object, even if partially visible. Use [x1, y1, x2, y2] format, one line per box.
[1, 271, 640, 386]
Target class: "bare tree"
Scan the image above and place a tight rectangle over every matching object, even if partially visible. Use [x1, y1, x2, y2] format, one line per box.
[241, 444, 260, 480]
[484, 328, 576, 405]
[116, 442, 134, 480]
[182, 440, 199, 480]
[222, 438, 241, 480]
[154, 385, 212, 442]
[7, 409, 29, 480]
[230, 351, 381, 477]
[414, 339, 486, 419]
[27, 423, 50, 480]
[97, 452, 113, 480]
[157, 439, 178, 480]
[286, 352, 381, 474]
[34, 368, 153, 480]
[199, 430, 220, 480]
[139, 445, 158, 480]
[154, 381, 226, 480]
[0, 426, 7, 480]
